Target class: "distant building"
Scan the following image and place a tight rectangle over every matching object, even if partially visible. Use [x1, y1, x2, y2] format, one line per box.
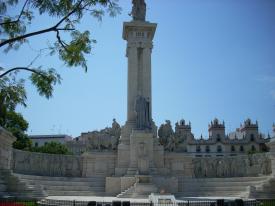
[158, 118, 270, 157]
[29, 134, 72, 147]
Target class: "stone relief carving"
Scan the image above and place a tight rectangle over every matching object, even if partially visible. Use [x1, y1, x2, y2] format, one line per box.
[135, 95, 151, 130]
[158, 120, 176, 151]
[87, 119, 121, 150]
[131, 0, 146, 21]
[67, 119, 121, 153]
[12, 149, 82, 177]
[192, 154, 271, 178]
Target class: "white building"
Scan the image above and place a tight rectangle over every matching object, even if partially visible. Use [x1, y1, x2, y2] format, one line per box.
[29, 134, 72, 147]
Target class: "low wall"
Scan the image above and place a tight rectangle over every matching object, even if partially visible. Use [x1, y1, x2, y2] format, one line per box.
[0, 127, 16, 170]
[82, 152, 116, 177]
[12, 149, 83, 177]
[267, 138, 275, 174]
[12, 149, 117, 177]
[192, 153, 271, 178]
[165, 153, 271, 178]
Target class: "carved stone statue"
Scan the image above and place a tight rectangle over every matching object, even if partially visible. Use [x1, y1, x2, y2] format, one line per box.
[111, 118, 121, 139]
[135, 95, 151, 129]
[158, 120, 174, 149]
[131, 0, 146, 21]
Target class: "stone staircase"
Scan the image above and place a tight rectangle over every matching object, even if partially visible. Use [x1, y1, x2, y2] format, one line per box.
[0, 170, 8, 197]
[0, 170, 44, 199]
[117, 175, 158, 198]
[13, 173, 106, 196]
[177, 176, 270, 198]
[249, 176, 275, 199]
[117, 182, 158, 198]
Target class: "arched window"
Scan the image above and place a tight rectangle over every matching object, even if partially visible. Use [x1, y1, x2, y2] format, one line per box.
[206, 145, 210, 153]
[231, 145, 235, 152]
[240, 145, 244, 152]
[251, 145, 256, 152]
[196, 145, 201, 153]
[250, 134, 255, 141]
[217, 145, 222, 153]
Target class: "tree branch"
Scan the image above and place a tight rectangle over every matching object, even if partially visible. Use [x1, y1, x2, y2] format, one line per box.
[0, 0, 29, 26]
[0, 0, 84, 48]
[0, 67, 47, 79]
[56, 30, 69, 52]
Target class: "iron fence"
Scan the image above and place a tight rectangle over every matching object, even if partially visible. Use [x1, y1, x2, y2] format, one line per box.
[0, 199, 274, 206]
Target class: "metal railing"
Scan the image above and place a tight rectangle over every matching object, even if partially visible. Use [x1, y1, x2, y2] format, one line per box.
[0, 199, 274, 206]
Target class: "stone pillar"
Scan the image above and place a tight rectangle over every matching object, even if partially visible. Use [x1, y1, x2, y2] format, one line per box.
[0, 127, 16, 170]
[127, 44, 139, 122]
[123, 21, 157, 128]
[267, 138, 275, 175]
[142, 46, 153, 120]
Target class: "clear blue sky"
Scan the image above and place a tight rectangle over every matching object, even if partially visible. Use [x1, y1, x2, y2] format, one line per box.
[1, 0, 275, 138]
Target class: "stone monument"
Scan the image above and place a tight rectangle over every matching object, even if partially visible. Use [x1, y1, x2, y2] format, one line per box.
[106, 0, 174, 195]
[115, 0, 161, 175]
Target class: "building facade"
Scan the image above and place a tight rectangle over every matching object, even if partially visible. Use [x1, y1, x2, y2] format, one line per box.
[29, 134, 72, 147]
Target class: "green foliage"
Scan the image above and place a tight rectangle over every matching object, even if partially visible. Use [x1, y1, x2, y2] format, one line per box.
[0, 110, 32, 150]
[0, 0, 121, 69]
[0, 0, 121, 148]
[30, 68, 62, 99]
[56, 31, 92, 71]
[31, 141, 71, 155]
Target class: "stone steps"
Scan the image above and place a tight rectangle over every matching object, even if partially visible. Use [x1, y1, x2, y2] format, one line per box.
[179, 176, 269, 182]
[249, 177, 275, 199]
[176, 191, 249, 198]
[13, 173, 106, 197]
[20, 179, 105, 187]
[117, 185, 135, 198]
[117, 182, 157, 199]
[0, 170, 45, 199]
[46, 190, 106, 196]
[42, 185, 104, 191]
[14, 173, 105, 182]
[177, 176, 270, 198]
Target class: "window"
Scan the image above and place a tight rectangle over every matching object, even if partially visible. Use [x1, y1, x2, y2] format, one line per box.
[35, 142, 38, 147]
[44, 142, 48, 145]
[196, 145, 201, 153]
[217, 145, 222, 153]
[251, 145, 256, 152]
[231, 145, 235, 152]
[240, 145, 244, 152]
[250, 134, 255, 142]
[217, 134, 221, 142]
[205, 145, 210, 153]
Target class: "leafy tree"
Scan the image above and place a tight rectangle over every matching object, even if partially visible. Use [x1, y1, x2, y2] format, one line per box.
[31, 141, 71, 155]
[0, 0, 121, 145]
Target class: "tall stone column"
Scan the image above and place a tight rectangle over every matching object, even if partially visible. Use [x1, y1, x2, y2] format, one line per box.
[123, 22, 157, 130]
[127, 43, 139, 122]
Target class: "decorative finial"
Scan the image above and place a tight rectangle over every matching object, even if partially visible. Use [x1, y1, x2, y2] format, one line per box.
[131, 0, 146, 21]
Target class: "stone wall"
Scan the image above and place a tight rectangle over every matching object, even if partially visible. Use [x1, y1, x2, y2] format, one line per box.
[267, 138, 275, 175]
[12, 149, 83, 177]
[82, 152, 116, 177]
[12, 149, 117, 177]
[192, 153, 271, 178]
[0, 127, 16, 170]
[165, 153, 271, 178]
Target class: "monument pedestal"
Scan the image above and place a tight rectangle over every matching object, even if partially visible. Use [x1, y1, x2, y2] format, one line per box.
[128, 130, 154, 175]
